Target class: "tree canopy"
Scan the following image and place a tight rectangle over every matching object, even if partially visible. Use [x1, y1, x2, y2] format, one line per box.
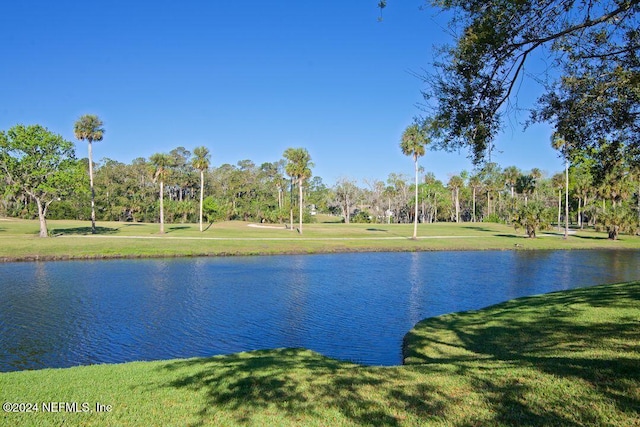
[0, 124, 84, 237]
[406, 0, 639, 165]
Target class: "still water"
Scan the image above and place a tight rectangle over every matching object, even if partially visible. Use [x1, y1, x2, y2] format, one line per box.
[1, 250, 638, 371]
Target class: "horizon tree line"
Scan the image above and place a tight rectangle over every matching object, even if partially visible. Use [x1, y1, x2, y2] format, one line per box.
[1, 119, 638, 240]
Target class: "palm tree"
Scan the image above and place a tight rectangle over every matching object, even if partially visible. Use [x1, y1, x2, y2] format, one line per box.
[530, 167, 543, 201]
[447, 175, 464, 222]
[283, 147, 313, 234]
[468, 173, 482, 222]
[150, 153, 172, 234]
[503, 165, 520, 214]
[400, 123, 428, 239]
[551, 173, 565, 231]
[551, 133, 570, 239]
[192, 146, 211, 232]
[74, 114, 104, 234]
[515, 174, 536, 206]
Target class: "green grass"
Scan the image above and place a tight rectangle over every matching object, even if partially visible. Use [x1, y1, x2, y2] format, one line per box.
[1, 282, 638, 426]
[1, 218, 639, 261]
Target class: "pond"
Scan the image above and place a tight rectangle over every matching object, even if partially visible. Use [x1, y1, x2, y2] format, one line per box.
[1, 250, 639, 372]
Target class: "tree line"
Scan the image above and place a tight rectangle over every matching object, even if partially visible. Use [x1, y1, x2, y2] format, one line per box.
[1, 120, 638, 239]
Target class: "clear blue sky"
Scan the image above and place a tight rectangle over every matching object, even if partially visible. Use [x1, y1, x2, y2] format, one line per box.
[1, 0, 563, 185]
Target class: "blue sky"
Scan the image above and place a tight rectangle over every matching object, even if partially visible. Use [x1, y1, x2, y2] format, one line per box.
[1, 1, 563, 185]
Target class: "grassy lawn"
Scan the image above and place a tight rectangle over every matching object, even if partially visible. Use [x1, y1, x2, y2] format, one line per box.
[1, 218, 639, 261]
[1, 281, 638, 426]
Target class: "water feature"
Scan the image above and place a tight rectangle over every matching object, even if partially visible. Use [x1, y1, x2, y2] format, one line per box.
[1, 250, 638, 371]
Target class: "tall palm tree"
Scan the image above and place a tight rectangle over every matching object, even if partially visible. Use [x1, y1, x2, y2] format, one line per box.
[551, 133, 570, 239]
[150, 153, 172, 234]
[283, 147, 313, 234]
[400, 123, 428, 239]
[551, 173, 564, 231]
[468, 173, 482, 222]
[192, 146, 211, 232]
[503, 166, 520, 199]
[447, 175, 464, 223]
[74, 114, 104, 234]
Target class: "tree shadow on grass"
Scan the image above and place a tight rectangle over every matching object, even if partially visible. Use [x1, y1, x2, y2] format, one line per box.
[168, 226, 190, 232]
[50, 226, 119, 235]
[462, 226, 498, 233]
[570, 233, 610, 240]
[404, 282, 640, 425]
[147, 349, 448, 426]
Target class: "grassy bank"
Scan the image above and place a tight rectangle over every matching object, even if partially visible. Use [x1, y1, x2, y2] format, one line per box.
[1, 218, 639, 261]
[1, 282, 638, 426]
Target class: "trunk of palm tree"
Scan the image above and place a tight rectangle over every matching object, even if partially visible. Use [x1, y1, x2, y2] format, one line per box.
[412, 156, 419, 239]
[289, 179, 294, 231]
[564, 158, 569, 239]
[298, 179, 304, 234]
[455, 187, 460, 223]
[577, 197, 582, 228]
[159, 180, 165, 234]
[199, 170, 204, 232]
[472, 187, 476, 222]
[88, 141, 96, 234]
[487, 191, 491, 216]
[557, 189, 562, 231]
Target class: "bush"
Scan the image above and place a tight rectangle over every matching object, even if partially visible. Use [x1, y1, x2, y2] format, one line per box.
[483, 213, 504, 224]
[599, 205, 638, 240]
[512, 202, 553, 238]
[351, 210, 372, 223]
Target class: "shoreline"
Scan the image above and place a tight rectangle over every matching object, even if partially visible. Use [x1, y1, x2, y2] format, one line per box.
[3, 244, 640, 264]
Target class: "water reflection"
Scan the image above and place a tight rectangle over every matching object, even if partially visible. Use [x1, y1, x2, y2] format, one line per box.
[0, 250, 638, 371]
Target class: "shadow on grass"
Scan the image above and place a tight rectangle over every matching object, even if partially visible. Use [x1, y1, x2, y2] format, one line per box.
[152, 349, 444, 426]
[462, 226, 499, 233]
[366, 228, 388, 232]
[168, 226, 190, 232]
[50, 226, 119, 235]
[403, 282, 640, 425]
[571, 233, 610, 241]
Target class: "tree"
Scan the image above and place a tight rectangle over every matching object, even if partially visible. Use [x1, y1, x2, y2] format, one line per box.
[552, 133, 571, 238]
[468, 173, 482, 222]
[513, 202, 553, 238]
[571, 162, 594, 229]
[412, 0, 639, 163]
[551, 173, 564, 231]
[150, 153, 173, 233]
[0, 124, 84, 237]
[478, 162, 503, 218]
[400, 123, 428, 238]
[600, 205, 637, 240]
[333, 178, 360, 223]
[192, 146, 211, 232]
[503, 166, 520, 200]
[74, 114, 104, 234]
[515, 175, 536, 206]
[447, 175, 464, 222]
[283, 147, 313, 234]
